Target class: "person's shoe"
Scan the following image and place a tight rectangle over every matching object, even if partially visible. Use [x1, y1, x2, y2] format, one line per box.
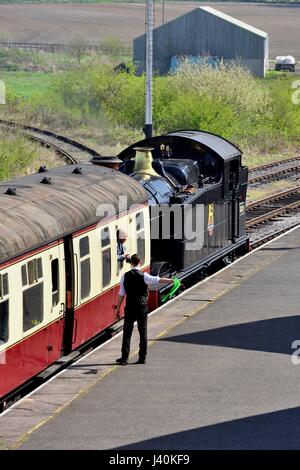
[135, 358, 146, 364]
[116, 357, 128, 365]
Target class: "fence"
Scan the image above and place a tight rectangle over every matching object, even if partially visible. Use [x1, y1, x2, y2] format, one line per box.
[0, 42, 132, 55]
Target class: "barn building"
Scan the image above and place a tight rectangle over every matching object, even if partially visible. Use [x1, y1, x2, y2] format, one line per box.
[134, 6, 269, 77]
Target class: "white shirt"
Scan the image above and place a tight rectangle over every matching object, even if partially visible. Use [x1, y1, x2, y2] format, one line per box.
[119, 268, 160, 296]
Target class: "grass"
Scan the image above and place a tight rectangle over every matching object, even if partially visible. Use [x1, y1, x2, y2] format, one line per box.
[1, 71, 56, 101]
[247, 180, 300, 203]
[0, 129, 59, 181]
[243, 149, 300, 169]
[0, 48, 117, 73]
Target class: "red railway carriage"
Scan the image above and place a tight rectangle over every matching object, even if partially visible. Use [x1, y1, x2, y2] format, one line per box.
[0, 163, 149, 408]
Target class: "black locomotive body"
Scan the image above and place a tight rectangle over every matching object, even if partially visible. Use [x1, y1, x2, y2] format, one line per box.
[118, 130, 249, 285]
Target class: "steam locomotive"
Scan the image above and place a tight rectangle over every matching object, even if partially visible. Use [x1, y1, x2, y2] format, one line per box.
[0, 129, 248, 410]
[118, 130, 249, 290]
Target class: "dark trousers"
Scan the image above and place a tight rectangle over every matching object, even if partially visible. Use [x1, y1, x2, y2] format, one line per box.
[121, 308, 148, 361]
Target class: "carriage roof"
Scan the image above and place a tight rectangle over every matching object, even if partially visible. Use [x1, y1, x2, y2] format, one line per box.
[0, 163, 147, 263]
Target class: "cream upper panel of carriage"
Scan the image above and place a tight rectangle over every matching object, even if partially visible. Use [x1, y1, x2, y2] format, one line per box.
[73, 206, 150, 306]
[0, 243, 65, 352]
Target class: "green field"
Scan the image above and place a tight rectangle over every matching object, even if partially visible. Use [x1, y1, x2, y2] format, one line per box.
[2, 71, 56, 101]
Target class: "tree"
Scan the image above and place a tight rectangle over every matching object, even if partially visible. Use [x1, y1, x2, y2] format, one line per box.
[100, 36, 125, 57]
[68, 35, 89, 65]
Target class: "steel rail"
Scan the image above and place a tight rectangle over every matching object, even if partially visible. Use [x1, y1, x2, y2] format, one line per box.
[249, 164, 300, 184]
[246, 199, 300, 228]
[0, 119, 102, 165]
[247, 185, 300, 210]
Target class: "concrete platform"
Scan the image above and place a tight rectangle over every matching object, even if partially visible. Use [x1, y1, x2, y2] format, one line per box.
[1, 226, 300, 450]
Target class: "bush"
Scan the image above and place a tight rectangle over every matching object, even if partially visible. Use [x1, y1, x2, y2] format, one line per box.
[0, 48, 48, 72]
[99, 36, 126, 57]
[68, 36, 90, 65]
[0, 131, 40, 180]
[87, 62, 274, 147]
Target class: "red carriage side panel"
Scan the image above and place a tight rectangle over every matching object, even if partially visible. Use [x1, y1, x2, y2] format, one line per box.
[0, 318, 63, 400]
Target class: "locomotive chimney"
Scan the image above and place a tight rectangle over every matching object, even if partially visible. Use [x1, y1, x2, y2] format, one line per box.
[133, 147, 160, 178]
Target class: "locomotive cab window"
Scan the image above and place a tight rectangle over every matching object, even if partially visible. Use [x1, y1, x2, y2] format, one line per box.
[22, 258, 44, 333]
[136, 212, 145, 266]
[51, 258, 59, 307]
[0, 273, 9, 344]
[80, 236, 91, 301]
[101, 227, 111, 288]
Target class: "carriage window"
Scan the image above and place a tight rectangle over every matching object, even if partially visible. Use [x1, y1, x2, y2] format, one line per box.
[23, 258, 43, 287]
[0, 273, 9, 344]
[0, 273, 8, 299]
[80, 237, 90, 258]
[37, 258, 43, 278]
[22, 265, 27, 286]
[51, 259, 59, 307]
[101, 227, 110, 248]
[101, 227, 111, 288]
[80, 236, 90, 300]
[136, 212, 145, 265]
[22, 259, 44, 333]
[0, 300, 9, 344]
[22, 258, 44, 332]
[23, 284, 44, 332]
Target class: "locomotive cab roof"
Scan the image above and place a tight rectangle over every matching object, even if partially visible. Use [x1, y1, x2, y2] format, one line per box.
[0, 163, 147, 263]
[117, 130, 242, 163]
[118, 130, 243, 200]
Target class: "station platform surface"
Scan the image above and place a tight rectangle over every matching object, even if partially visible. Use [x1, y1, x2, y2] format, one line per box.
[1, 226, 300, 450]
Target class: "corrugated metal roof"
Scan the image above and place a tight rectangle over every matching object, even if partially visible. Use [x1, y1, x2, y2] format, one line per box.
[135, 6, 267, 42]
[0, 164, 147, 263]
[201, 6, 268, 38]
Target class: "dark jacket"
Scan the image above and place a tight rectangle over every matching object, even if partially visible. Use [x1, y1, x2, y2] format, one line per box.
[124, 269, 148, 312]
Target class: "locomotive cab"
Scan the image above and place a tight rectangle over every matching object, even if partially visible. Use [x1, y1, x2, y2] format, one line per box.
[117, 130, 248, 282]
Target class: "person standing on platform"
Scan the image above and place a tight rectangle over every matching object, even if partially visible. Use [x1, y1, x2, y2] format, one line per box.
[115, 254, 171, 365]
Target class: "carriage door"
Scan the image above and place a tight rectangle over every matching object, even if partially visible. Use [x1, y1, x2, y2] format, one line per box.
[48, 243, 66, 363]
[62, 235, 75, 355]
[229, 160, 240, 242]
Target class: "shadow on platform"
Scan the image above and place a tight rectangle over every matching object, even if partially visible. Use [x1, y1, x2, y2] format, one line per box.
[159, 315, 300, 355]
[116, 405, 300, 449]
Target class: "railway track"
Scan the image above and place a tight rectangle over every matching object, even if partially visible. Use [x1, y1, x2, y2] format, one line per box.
[0, 119, 102, 164]
[246, 185, 300, 229]
[250, 223, 300, 250]
[246, 185, 300, 249]
[249, 156, 300, 185]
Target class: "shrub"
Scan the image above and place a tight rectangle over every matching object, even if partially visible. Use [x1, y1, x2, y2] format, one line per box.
[99, 36, 126, 57]
[0, 131, 40, 180]
[68, 36, 90, 65]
